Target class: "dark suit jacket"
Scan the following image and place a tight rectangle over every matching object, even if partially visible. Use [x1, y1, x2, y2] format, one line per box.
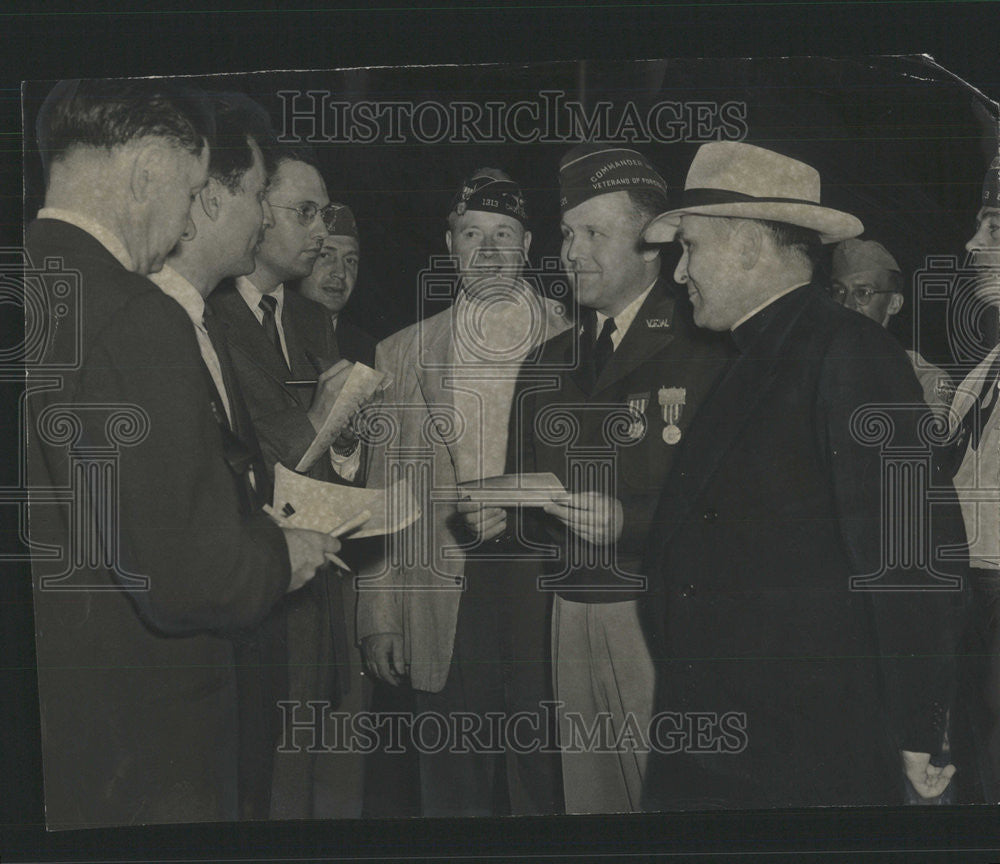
[511, 282, 731, 602]
[639, 284, 968, 810]
[208, 278, 343, 819]
[25, 219, 291, 829]
[209, 279, 338, 483]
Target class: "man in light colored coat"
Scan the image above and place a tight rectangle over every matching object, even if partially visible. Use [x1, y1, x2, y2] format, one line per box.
[357, 169, 569, 816]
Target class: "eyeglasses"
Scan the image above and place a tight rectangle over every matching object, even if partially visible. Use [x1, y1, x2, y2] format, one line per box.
[270, 202, 339, 230]
[829, 284, 897, 307]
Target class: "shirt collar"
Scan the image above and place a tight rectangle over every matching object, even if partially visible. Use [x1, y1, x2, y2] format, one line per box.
[594, 278, 657, 340]
[236, 275, 284, 314]
[148, 265, 206, 329]
[37, 207, 134, 272]
[729, 280, 810, 333]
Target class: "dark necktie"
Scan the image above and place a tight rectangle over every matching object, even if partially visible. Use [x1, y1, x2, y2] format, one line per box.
[593, 316, 617, 378]
[202, 306, 273, 509]
[258, 293, 287, 369]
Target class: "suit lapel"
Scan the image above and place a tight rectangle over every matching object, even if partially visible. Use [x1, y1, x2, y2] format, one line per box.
[211, 282, 302, 397]
[280, 291, 324, 381]
[414, 308, 456, 415]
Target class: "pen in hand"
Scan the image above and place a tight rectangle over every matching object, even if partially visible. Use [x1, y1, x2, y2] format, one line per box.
[263, 503, 354, 571]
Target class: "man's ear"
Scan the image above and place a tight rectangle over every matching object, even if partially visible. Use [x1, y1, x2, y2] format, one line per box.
[129, 141, 171, 203]
[199, 177, 223, 221]
[734, 220, 763, 270]
[445, 230, 453, 254]
[887, 292, 904, 317]
[522, 229, 532, 258]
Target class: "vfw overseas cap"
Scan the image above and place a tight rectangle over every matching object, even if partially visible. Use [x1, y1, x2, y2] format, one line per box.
[323, 202, 358, 239]
[449, 170, 528, 224]
[558, 144, 668, 214]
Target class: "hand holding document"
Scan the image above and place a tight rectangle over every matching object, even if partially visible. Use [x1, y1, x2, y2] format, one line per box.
[273, 463, 421, 539]
[297, 362, 390, 472]
[457, 472, 567, 507]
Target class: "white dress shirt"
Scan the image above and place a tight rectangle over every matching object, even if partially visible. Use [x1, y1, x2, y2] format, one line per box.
[594, 279, 657, 350]
[149, 265, 233, 424]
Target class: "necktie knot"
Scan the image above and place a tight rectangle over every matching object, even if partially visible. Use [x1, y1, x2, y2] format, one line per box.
[258, 293, 278, 316]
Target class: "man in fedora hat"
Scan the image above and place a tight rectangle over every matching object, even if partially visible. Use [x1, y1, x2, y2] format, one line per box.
[638, 141, 967, 808]
[830, 238, 953, 421]
[506, 144, 729, 813]
[945, 154, 1000, 802]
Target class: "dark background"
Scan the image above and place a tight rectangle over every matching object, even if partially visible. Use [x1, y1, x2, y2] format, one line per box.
[4, 3, 1000, 863]
[21, 55, 999, 363]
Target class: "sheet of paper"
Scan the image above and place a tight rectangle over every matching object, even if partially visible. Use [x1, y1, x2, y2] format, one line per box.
[294, 362, 387, 472]
[273, 462, 420, 538]
[457, 472, 566, 507]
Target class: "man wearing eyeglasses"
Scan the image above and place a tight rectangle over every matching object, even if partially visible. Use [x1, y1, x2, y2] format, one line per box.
[208, 145, 360, 819]
[830, 238, 953, 420]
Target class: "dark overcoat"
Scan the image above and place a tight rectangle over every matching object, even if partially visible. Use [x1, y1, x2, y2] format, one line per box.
[640, 284, 968, 810]
[26, 219, 291, 829]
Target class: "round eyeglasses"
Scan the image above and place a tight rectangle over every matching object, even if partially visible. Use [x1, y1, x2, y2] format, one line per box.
[829, 284, 897, 307]
[270, 202, 340, 230]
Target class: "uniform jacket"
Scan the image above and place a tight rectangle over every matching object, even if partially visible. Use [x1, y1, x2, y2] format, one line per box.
[356, 292, 570, 693]
[640, 284, 968, 810]
[25, 219, 291, 829]
[511, 281, 731, 602]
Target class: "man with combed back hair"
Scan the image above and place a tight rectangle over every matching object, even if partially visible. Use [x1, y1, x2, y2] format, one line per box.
[26, 79, 339, 829]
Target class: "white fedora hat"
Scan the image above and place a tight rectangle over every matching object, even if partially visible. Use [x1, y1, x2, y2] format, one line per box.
[643, 142, 863, 245]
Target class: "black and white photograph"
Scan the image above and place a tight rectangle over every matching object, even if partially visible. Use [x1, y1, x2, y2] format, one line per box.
[5, 5, 1000, 863]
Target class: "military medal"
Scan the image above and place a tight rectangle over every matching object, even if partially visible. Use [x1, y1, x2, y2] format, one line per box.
[658, 386, 686, 444]
[626, 392, 649, 441]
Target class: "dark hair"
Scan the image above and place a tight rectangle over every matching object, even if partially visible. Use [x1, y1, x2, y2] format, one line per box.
[753, 218, 824, 270]
[269, 143, 320, 179]
[626, 188, 669, 224]
[207, 92, 274, 193]
[37, 78, 212, 171]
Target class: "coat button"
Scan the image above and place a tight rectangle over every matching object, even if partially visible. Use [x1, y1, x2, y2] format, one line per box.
[702, 509, 718, 523]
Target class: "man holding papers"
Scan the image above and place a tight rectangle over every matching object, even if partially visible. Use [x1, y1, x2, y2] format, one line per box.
[508, 146, 730, 813]
[26, 81, 341, 828]
[358, 169, 569, 816]
[207, 143, 361, 818]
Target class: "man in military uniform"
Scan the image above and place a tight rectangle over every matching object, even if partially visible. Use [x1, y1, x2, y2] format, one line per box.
[293, 202, 376, 366]
[508, 145, 730, 813]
